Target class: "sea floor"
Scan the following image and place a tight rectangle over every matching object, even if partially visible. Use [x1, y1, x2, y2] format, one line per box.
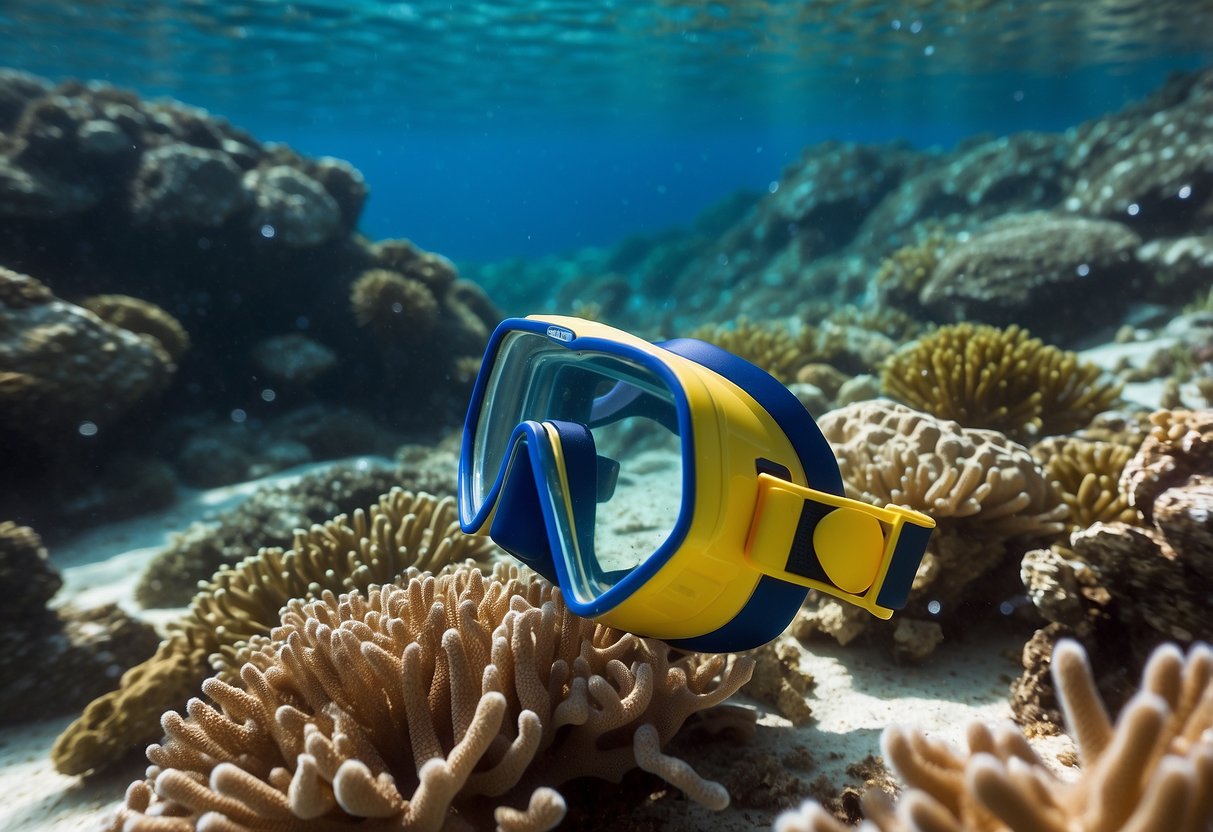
[0, 458, 1075, 830]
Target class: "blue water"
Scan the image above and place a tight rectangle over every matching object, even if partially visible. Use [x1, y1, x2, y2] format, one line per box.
[2, 1, 1211, 260]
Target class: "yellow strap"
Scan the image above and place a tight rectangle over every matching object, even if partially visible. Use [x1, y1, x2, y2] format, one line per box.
[743, 474, 936, 619]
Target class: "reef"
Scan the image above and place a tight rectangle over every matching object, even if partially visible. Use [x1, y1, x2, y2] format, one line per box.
[775, 638, 1213, 832]
[107, 565, 754, 831]
[0, 70, 500, 533]
[52, 490, 497, 776]
[881, 323, 1122, 443]
[0, 521, 160, 725]
[1015, 409, 1213, 727]
[795, 400, 1066, 656]
[467, 65, 1213, 346]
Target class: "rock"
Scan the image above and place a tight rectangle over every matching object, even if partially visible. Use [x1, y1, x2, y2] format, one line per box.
[244, 165, 341, 246]
[920, 212, 1143, 344]
[130, 143, 247, 226]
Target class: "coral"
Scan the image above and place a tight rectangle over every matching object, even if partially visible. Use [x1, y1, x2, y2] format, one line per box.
[1019, 415, 1213, 718]
[80, 293, 191, 361]
[350, 268, 441, 342]
[248, 333, 337, 386]
[919, 212, 1143, 345]
[0, 520, 60, 621]
[688, 318, 808, 382]
[881, 323, 1122, 442]
[819, 401, 1066, 539]
[53, 490, 497, 775]
[806, 401, 1065, 649]
[774, 639, 1213, 832]
[1031, 436, 1141, 530]
[372, 238, 458, 296]
[243, 165, 342, 247]
[129, 143, 247, 226]
[0, 266, 173, 443]
[107, 565, 755, 830]
[874, 229, 953, 309]
[306, 156, 367, 228]
[1143, 235, 1213, 298]
[136, 458, 405, 607]
[1066, 65, 1213, 232]
[1122, 409, 1213, 527]
[742, 640, 815, 726]
[855, 131, 1071, 252]
[0, 523, 160, 726]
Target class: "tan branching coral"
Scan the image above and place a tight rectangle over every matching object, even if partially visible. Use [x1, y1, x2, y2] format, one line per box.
[1032, 436, 1141, 530]
[350, 268, 440, 341]
[53, 489, 496, 776]
[774, 638, 1213, 832]
[108, 565, 755, 831]
[80, 293, 191, 362]
[881, 323, 1122, 442]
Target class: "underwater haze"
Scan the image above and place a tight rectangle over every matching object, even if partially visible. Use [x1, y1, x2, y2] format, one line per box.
[5, 3, 1213, 831]
[3, 0, 1212, 260]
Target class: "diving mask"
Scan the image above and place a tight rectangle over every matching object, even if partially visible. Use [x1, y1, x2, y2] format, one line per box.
[458, 315, 935, 652]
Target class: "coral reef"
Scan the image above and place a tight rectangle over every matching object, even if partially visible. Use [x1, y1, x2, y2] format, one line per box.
[0, 266, 174, 444]
[136, 457, 404, 608]
[799, 401, 1065, 652]
[741, 640, 816, 726]
[107, 565, 755, 831]
[882, 323, 1122, 442]
[1017, 409, 1213, 727]
[688, 318, 809, 383]
[0, 522, 160, 725]
[350, 268, 441, 342]
[0, 72, 498, 531]
[775, 639, 1213, 832]
[53, 490, 497, 776]
[1031, 436, 1142, 530]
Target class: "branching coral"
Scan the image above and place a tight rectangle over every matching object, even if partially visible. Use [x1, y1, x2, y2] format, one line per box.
[774, 638, 1213, 832]
[108, 565, 755, 831]
[1031, 436, 1141, 530]
[53, 489, 497, 776]
[881, 323, 1122, 442]
[874, 229, 953, 309]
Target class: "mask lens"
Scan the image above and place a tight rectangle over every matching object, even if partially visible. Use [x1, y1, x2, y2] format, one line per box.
[471, 330, 685, 603]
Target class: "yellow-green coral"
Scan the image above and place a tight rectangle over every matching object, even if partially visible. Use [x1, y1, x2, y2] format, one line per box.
[52, 489, 497, 775]
[882, 323, 1122, 442]
[688, 318, 810, 382]
[350, 268, 440, 340]
[1031, 436, 1141, 530]
[874, 229, 953, 306]
[80, 294, 191, 362]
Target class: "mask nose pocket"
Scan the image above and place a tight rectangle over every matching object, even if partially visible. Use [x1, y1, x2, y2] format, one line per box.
[485, 420, 608, 590]
[488, 428, 558, 581]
